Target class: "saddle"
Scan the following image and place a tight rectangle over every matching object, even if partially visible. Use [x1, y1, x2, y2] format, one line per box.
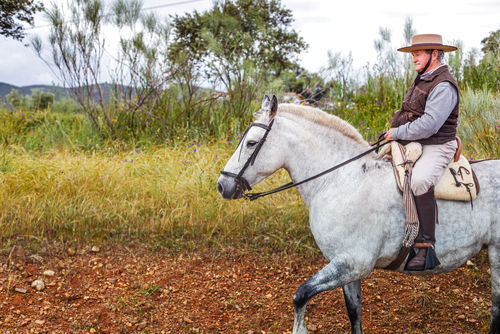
[379, 137, 479, 202]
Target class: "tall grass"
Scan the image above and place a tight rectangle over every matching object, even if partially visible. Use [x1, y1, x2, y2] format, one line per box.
[0, 140, 313, 254]
[458, 88, 500, 159]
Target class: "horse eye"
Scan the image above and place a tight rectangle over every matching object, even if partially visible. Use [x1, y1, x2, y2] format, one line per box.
[246, 140, 258, 148]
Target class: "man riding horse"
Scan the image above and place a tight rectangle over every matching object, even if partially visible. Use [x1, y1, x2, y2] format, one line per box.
[384, 34, 459, 271]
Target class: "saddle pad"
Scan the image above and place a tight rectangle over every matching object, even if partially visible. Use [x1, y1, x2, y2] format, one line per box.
[390, 141, 477, 201]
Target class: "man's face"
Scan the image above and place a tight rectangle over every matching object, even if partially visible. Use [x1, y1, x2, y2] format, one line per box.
[412, 50, 431, 73]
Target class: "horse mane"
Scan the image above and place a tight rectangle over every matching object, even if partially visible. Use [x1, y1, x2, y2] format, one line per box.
[277, 104, 370, 147]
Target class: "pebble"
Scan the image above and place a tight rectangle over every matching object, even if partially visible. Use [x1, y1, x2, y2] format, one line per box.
[15, 287, 27, 293]
[90, 328, 97, 333]
[35, 320, 45, 326]
[43, 270, 55, 276]
[67, 248, 76, 256]
[467, 260, 474, 266]
[457, 314, 466, 320]
[91, 246, 100, 252]
[306, 324, 318, 331]
[31, 280, 45, 291]
[183, 317, 193, 323]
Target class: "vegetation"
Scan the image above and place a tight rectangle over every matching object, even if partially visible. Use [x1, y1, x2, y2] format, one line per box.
[1, 5, 500, 251]
[0, 0, 44, 41]
[5, 89, 54, 111]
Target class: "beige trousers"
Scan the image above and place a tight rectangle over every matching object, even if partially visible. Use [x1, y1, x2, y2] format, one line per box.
[411, 140, 458, 196]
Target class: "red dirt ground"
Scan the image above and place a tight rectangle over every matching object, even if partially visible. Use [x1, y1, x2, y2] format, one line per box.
[0, 244, 492, 333]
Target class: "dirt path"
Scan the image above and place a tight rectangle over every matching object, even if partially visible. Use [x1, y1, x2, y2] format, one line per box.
[0, 245, 491, 333]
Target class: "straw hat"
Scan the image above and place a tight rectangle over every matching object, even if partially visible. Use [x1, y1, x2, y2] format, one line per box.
[398, 34, 457, 53]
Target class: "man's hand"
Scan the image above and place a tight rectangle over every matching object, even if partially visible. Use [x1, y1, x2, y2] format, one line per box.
[384, 128, 396, 141]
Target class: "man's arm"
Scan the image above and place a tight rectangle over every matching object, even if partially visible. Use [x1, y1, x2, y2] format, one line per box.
[391, 82, 458, 141]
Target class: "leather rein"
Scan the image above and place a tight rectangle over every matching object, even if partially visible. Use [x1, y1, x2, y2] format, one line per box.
[221, 119, 389, 201]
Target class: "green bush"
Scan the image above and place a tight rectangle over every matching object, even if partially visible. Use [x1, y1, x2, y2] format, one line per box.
[30, 89, 54, 110]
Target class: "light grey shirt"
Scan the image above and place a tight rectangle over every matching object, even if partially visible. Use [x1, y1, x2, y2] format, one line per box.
[393, 65, 458, 141]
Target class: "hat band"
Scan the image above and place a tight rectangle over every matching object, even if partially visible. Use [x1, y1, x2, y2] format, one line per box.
[411, 43, 445, 47]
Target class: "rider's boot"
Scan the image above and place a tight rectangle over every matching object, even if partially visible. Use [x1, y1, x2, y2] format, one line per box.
[405, 186, 441, 271]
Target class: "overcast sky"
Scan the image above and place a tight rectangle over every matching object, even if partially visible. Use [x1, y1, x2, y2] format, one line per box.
[1, 0, 499, 87]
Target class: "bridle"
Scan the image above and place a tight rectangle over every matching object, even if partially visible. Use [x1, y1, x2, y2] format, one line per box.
[220, 118, 389, 201]
[220, 119, 275, 198]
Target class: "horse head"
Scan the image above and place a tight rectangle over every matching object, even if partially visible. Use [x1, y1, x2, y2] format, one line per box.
[217, 95, 283, 200]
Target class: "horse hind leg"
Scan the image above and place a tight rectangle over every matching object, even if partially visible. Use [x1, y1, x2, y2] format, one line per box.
[489, 246, 500, 334]
[343, 280, 363, 334]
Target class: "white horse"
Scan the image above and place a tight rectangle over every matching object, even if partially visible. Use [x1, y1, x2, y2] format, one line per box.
[217, 95, 500, 334]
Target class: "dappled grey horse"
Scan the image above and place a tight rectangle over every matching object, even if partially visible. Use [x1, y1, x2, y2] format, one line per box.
[217, 95, 500, 333]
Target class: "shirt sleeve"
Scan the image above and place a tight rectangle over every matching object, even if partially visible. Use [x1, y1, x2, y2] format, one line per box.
[392, 81, 458, 141]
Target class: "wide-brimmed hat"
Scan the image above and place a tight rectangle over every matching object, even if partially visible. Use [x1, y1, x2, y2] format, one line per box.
[398, 34, 457, 53]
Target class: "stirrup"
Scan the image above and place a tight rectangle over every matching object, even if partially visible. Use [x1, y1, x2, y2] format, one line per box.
[404, 242, 440, 272]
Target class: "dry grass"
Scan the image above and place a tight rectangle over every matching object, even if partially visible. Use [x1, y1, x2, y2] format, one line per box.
[0, 141, 312, 254]
[458, 89, 500, 159]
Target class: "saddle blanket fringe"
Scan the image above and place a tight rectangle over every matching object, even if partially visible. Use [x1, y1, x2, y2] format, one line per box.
[397, 143, 420, 248]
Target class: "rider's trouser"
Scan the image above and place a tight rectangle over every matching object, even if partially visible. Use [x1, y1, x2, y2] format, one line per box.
[411, 140, 458, 196]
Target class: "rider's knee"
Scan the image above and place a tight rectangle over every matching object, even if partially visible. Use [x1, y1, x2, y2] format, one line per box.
[411, 177, 433, 196]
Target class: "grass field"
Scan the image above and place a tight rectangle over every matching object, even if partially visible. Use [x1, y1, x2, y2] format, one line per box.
[0, 88, 498, 254]
[0, 140, 313, 255]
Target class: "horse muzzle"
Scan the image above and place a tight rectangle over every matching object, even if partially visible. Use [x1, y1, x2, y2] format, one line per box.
[217, 176, 246, 200]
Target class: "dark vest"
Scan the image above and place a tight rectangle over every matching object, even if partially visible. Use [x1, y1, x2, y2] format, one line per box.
[391, 65, 460, 145]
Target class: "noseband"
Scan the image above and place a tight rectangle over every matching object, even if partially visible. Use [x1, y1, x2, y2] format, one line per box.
[220, 119, 275, 197]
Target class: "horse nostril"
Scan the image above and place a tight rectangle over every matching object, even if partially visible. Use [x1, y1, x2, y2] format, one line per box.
[217, 182, 224, 195]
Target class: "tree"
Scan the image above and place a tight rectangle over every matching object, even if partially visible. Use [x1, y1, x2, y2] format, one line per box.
[6, 89, 28, 110]
[32, 0, 112, 135]
[168, 0, 307, 119]
[401, 16, 417, 87]
[481, 29, 500, 56]
[169, 0, 307, 74]
[320, 51, 353, 99]
[458, 30, 500, 92]
[0, 0, 44, 41]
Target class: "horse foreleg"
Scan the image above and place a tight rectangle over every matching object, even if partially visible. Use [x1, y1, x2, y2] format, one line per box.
[489, 246, 500, 334]
[293, 258, 362, 334]
[343, 280, 363, 334]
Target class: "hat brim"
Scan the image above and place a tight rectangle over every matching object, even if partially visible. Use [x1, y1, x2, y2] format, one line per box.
[397, 44, 457, 53]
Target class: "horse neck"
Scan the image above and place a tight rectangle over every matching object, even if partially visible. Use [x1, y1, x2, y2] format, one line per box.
[279, 117, 379, 204]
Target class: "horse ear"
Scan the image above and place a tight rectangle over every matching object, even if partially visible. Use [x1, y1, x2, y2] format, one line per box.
[269, 95, 278, 119]
[261, 95, 271, 109]
[258, 95, 278, 121]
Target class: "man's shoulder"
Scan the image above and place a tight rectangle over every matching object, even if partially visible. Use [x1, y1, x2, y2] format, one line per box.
[430, 68, 459, 93]
[434, 81, 456, 90]
[428, 81, 458, 101]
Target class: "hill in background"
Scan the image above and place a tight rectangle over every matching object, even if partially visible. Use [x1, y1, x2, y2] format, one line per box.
[0, 82, 130, 104]
[0, 82, 69, 101]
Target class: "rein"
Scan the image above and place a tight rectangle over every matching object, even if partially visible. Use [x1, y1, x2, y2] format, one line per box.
[220, 119, 389, 201]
